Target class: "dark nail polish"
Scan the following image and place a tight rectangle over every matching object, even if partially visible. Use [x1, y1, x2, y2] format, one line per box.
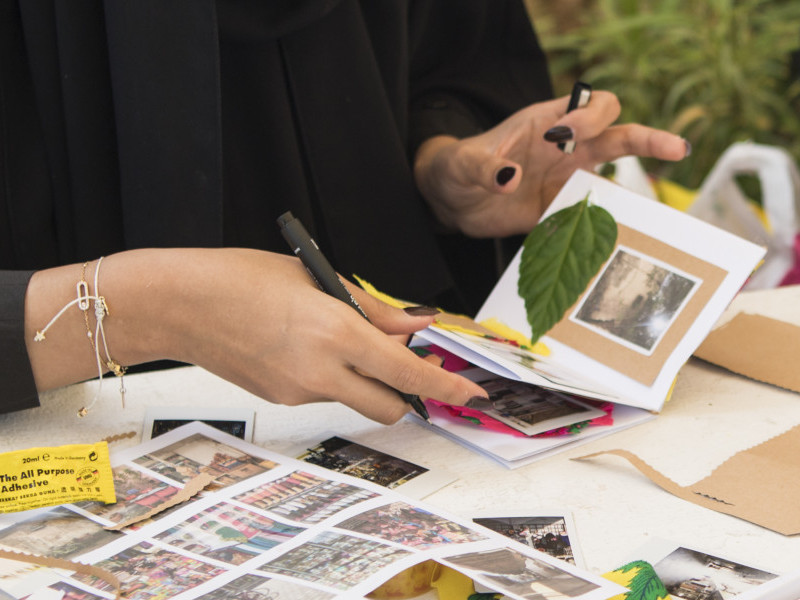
[404, 305, 440, 316]
[465, 396, 493, 411]
[683, 139, 692, 158]
[544, 126, 574, 143]
[496, 166, 516, 186]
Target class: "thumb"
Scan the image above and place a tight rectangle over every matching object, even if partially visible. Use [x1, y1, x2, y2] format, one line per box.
[453, 143, 521, 194]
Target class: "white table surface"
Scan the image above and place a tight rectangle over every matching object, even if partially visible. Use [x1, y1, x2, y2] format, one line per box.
[2, 286, 799, 580]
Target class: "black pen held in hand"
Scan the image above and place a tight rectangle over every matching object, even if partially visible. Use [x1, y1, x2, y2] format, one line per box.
[276, 211, 432, 423]
[559, 81, 592, 154]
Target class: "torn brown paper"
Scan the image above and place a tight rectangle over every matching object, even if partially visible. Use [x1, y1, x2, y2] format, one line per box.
[694, 312, 800, 393]
[0, 549, 121, 599]
[576, 424, 800, 535]
[104, 472, 213, 531]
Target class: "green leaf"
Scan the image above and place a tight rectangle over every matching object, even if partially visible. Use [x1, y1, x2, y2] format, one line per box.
[518, 192, 617, 343]
[617, 560, 670, 600]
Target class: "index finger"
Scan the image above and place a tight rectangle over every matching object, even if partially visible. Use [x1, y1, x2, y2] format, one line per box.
[552, 89, 622, 141]
[345, 319, 488, 407]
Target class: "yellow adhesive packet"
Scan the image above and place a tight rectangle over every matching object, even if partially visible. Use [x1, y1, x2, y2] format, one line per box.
[0, 443, 115, 513]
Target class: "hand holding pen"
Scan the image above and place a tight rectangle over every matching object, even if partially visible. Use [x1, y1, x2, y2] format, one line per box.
[277, 212, 488, 423]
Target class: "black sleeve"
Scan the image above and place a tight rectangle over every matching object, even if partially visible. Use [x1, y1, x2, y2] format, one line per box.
[407, 0, 554, 155]
[0, 270, 40, 414]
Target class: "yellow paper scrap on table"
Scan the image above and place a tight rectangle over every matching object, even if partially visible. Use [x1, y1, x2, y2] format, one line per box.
[0, 443, 115, 513]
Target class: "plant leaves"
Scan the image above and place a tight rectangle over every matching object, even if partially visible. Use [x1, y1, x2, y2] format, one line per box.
[615, 560, 670, 600]
[518, 192, 617, 343]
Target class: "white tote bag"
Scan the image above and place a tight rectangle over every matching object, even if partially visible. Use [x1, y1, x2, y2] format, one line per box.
[687, 141, 800, 289]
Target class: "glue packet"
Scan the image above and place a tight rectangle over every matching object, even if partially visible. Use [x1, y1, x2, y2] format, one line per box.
[0, 442, 116, 513]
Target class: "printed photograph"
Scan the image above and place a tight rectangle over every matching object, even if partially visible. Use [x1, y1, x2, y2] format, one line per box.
[572, 247, 698, 355]
[133, 433, 278, 489]
[258, 531, 410, 591]
[298, 436, 427, 489]
[336, 501, 487, 549]
[150, 418, 248, 440]
[197, 573, 335, 600]
[0, 506, 119, 559]
[75, 465, 184, 525]
[473, 516, 576, 564]
[476, 376, 604, 436]
[154, 501, 305, 565]
[234, 471, 379, 524]
[27, 580, 107, 600]
[0, 557, 62, 599]
[72, 541, 227, 600]
[445, 547, 599, 600]
[654, 547, 778, 599]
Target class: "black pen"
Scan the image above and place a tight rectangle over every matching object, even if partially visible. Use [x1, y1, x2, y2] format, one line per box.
[559, 81, 592, 155]
[277, 211, 432, 423]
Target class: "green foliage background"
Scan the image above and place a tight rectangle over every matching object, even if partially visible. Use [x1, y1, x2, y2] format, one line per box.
[525, 0, 800, 190]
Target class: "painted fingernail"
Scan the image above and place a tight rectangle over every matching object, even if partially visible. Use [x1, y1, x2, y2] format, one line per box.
[465, 396, 493, 411]
[544, 126, 573, 143]
[683, 138, 692, 158]
[496, 166, 516, 186]
[404, 305, 440, 316]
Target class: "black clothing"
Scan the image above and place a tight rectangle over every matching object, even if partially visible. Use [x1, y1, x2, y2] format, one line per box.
[0, 0, 553, 413]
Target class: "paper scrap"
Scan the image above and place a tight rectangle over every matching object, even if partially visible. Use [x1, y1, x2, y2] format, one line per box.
[104, 472, 214, 530]
[575, 424, 800, 535]
[694, 312, 800, 393]
[0, 549, 121, 599]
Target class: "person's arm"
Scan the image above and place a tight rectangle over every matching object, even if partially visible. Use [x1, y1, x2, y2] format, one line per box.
[406, 0, 688, 238]
[23, 248, 487, 423]
[1, 270, 40, 413]
[413, 91, 690, 238]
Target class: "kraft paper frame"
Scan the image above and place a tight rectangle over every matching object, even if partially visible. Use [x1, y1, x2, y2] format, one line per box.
[547, 225, 727, 386]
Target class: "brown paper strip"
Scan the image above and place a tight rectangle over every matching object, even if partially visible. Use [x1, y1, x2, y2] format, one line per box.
[576, 424, 800, 535]
[104, 472, 214, 531]
[101, 431, 137, 444]
[694, 312, 800, 393]
[0, 548, 121, 599]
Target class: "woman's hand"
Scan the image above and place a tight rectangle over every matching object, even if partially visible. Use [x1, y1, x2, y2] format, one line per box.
[414, 89, 690, 238]
[25, 248, 487, 424]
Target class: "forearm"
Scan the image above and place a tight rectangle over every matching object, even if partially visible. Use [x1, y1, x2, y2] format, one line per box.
[24, 249, 185, 392]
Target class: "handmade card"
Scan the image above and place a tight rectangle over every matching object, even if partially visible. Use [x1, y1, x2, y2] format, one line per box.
[419, 169, 766, 412]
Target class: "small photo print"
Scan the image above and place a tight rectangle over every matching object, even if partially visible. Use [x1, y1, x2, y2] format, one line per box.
[336, 501, 487, 549]
[197, 573, 335, 600]
[654, 547, 778, 599]
[0, 506, 119, 560]
[571, 246, 699, 355]
[142, 407, 255, 442]
[72, 541, 227, 600]
[475, 376, 605, 436]
[297, 437, 428, 489]
[444, 547, 599, 600]
[258, 531, 410, 591]
[472, 515, 578, 565]
[34, 581, 107, 600]
[234, 471, 379, 524]
[134, 433, 278, 490]
[74, 464, 184, 526]
[154, 501, 305, 565]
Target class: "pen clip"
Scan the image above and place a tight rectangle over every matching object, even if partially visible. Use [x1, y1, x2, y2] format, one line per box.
[559, 81, 592, 155]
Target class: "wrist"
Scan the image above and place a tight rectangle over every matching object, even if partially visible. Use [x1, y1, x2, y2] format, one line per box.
[413, 135, 461, 232]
